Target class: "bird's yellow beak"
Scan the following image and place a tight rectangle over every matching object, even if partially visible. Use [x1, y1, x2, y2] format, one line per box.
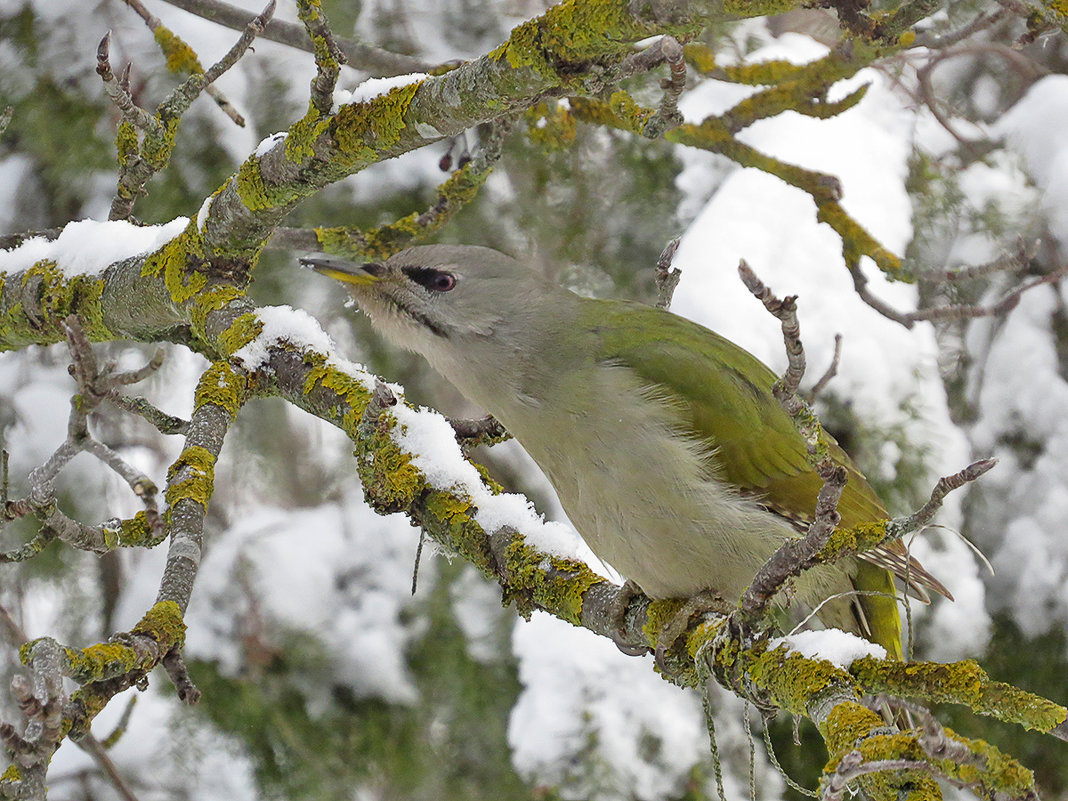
[300, 256, 384, 285]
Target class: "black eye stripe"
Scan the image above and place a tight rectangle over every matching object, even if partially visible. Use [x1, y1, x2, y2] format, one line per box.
[403, 266, 457, 292]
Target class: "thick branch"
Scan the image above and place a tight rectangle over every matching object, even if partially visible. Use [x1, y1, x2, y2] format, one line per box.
[155, 362, 247, 613]
[219, 319, 1067, 748]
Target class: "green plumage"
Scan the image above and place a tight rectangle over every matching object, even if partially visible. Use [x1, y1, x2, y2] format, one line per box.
[584, 298, 903, 657]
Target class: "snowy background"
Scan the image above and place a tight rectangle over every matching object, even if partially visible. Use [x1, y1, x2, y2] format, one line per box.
[2, 1, 1067, 799]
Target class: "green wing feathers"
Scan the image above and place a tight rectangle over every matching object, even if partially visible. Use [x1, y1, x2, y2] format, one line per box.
[583, 298, 925, 657]
[584, 299, 887, 521]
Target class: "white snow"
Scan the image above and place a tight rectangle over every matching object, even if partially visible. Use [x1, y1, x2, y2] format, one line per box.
[231, 304, 353, 370]
[334, 73, 429, 110]
[997, 75, 1068, 245]
[254, 131, 287, 157]
[509, 613, 713, 800]
[0, 217, 189, 277]
[185, 499, 424, 704]
[390, 403, 593, 561]
[196, 194, 214, 231]
[967, 286, 1068, 636]
[947, 75, 1068, 638]
[768, 628, 887, 668]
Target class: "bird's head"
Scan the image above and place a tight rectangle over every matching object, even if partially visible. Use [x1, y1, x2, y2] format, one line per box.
[301, 245, 542, 355]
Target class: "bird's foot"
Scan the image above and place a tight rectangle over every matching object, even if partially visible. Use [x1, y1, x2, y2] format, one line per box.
[654, 591, 734, 673]
[609, 579, 652, 656]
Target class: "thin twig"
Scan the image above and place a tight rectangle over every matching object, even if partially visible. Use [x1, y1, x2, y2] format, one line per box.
[620, 33, 679, 78]
[81, 440, 158, 500]
[734, 263, 847, 632]
[0, 530, 58, 563]
[2, 318, 175, 558]
[786, 589, 897, 639]
[846, 259, 916, 328]
[808, 334, 842, 401]
[877, 696, 984, 770]
[822, 751, 930, 801]
[926, 238, 1033, 283]
[852, 251, 1068, 330]
[157, 0, 429, 75]
[912, 265, 1068, 323]
[914, 5, 1012, 49]
[915, 56, 976, 151]
[654, 237, 681, 310]
[106, 0, 274, 219]
[107, 393, 189, 436]
[30, 441, 81, 491]
[96, 32, 160, 133]
[162, 649, 201, 705]
[449, 415, 509, 448]
[888, 459, 997, 538]
[77, 735, 141, 801]
[642, 37, 686, 138]
[199, 1, 275, 88]
[0, 603, 27, 648]
[271, 117, 514, 255]
[119, 0, 245, 125]
[296, 0, 346, 118]
[737, 262, 807, 421]
[111, 348, 166, 386]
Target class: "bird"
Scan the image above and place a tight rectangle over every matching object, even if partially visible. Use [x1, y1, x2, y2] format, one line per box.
[301, 244, 950, 659]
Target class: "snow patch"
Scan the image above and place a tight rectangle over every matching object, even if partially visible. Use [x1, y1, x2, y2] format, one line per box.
[334, 73, 428, 110]
[0, 217, 189, 277]
[769, 629, 887, 668]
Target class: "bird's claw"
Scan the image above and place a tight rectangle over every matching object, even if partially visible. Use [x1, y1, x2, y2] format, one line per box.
[609, 579, 652, 656]
[653, 591, 734, 673]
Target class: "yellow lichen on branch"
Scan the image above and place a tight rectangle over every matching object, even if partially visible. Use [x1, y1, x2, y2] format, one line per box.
[850, 657, 1068, 734]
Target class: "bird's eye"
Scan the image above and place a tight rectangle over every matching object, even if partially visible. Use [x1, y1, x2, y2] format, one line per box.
[406, 267, 457, 293]
[429, 272, 456, 292]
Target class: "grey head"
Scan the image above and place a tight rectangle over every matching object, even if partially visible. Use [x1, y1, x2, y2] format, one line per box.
[301, 245, 558, 357]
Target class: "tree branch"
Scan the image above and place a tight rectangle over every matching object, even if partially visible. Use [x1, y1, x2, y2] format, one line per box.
[1, 317, 169, 560]
[2, 2, 1064, 797]
[296, 0, 346, 118]
[119, 0, 246, 126]
[156, 0, 429, 75]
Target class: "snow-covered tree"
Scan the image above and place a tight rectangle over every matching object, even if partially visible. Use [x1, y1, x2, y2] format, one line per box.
[2, 1, 1067, 799]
